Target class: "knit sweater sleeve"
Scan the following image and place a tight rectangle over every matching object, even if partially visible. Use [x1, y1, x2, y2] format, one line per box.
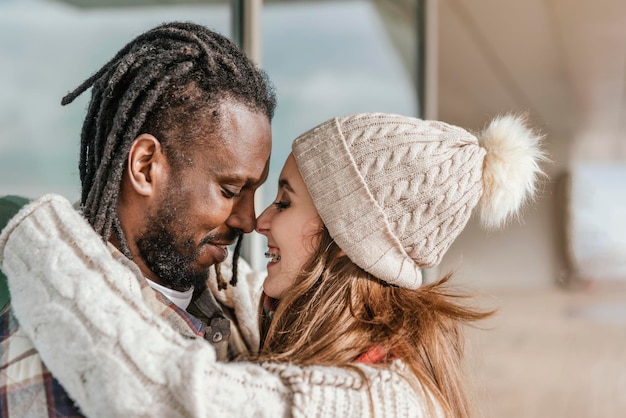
[0, 194, 292, 418]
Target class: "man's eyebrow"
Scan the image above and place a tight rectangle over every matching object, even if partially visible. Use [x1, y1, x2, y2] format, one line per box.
[221, 171, 266, 187]
[278, 179, 294, 193]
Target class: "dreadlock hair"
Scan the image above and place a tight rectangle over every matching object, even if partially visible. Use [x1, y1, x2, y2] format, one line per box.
[62, 21, 276, 263]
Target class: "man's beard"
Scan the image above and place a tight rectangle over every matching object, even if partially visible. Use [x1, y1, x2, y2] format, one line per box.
[136, 203, 209, 291]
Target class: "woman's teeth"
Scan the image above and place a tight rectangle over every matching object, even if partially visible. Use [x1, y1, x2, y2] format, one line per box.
[264, 251, 281, 263]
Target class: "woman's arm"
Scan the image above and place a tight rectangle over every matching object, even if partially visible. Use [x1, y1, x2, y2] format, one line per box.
[0, 194, 290, 418]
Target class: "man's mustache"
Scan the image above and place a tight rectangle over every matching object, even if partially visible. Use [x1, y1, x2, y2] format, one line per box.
[199, 228, 242, 246]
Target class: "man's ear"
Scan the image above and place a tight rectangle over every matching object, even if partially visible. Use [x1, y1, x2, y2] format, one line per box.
[127, 134, 167, 197]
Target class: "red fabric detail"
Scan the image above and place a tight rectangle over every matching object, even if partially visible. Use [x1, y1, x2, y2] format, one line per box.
[355, 346, 388, 364]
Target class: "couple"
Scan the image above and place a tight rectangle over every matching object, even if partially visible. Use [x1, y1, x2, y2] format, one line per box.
[0, 22, 546, 418]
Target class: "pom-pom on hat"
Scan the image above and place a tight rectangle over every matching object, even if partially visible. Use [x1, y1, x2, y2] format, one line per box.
[292, 113, 546, 289]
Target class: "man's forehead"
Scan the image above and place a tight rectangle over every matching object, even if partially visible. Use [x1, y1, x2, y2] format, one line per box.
[196, 131, 270, 183]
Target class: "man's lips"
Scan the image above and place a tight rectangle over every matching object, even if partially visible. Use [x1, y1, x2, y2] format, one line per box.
[200, 228, 242, 248]
[200, 241, 234, 263]
[209, 241, 236, 248]
[200, 236, 237, 247]
[206, 243, 229, 262]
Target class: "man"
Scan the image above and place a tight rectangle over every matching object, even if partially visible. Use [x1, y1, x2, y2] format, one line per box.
[0, 21, 275, 417]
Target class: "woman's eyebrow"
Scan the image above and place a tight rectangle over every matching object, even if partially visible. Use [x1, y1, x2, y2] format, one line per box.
[278, 178, 294, 193]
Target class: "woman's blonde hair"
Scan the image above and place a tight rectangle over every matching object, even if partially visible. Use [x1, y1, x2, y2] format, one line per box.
[256, 228, 491, 418]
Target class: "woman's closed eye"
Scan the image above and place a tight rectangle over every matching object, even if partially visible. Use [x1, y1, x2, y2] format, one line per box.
[273, 201, 290, 211]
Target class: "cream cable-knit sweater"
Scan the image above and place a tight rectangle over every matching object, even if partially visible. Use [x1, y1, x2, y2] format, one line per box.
[0, 195, 438, 418]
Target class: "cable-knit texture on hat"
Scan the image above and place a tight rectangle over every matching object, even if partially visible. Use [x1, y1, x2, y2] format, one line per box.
[292, 113, 486, 289]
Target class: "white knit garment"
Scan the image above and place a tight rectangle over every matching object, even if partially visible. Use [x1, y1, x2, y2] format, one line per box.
[0, 195, 438, 418]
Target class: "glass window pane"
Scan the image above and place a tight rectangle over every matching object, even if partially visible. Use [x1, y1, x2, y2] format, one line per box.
[0, 0, 230, 202]
[262, 0, 419, 208]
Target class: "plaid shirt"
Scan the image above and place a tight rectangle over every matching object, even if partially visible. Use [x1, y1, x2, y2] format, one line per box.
[0, 244, 207, 418]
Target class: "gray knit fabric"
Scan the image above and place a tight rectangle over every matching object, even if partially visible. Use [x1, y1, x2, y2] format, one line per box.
[292, 113, 486, 289]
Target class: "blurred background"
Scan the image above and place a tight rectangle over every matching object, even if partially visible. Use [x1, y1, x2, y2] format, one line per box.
[1, 0, 625, 416]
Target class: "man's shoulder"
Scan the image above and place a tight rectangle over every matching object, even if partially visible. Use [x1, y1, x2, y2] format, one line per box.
[0, 196, 31, 312]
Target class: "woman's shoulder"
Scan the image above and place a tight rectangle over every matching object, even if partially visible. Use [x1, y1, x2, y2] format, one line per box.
[259, 360, 436, 418]
[262, 359, 408, 385]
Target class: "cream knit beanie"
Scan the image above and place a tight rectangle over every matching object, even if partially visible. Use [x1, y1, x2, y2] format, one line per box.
[292, 113, 546, 289]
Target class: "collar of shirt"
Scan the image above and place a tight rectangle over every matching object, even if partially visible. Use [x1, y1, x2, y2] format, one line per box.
[144, 277, 194, 310]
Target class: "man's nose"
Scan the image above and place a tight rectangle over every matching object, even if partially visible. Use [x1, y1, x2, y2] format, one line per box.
[227, 195, 256, 233]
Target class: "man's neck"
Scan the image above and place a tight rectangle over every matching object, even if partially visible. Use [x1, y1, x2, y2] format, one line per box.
[107, 237, 194, 309]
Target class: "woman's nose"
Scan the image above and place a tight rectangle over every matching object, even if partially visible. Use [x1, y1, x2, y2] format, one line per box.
[255, 204, 272, 235]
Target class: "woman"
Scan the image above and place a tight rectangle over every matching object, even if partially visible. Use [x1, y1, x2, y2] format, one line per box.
[0, 112, 546, 418]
